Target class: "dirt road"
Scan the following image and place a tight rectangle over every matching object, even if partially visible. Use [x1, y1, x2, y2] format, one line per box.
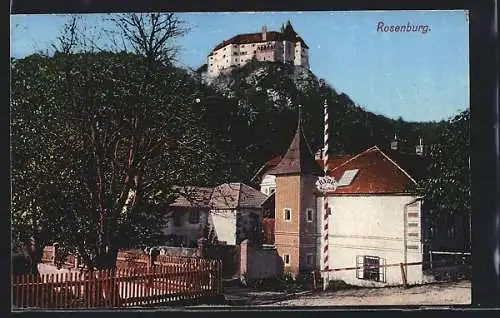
[263, 280, 471, 307]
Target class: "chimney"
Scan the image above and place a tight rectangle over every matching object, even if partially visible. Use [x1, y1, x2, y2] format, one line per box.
[390, 134, 398, 151]
[262, 25, 267, 41]
[415, 137, 424, 156]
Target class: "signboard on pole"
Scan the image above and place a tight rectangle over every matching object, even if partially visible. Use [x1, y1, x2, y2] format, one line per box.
[316, 176, 338, 193]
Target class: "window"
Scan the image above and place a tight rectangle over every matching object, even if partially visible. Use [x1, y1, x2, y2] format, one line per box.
[284, 208, 291, 221]
[306, 208, 314, 222]
[363, 256, 380, 281]
[337, 169, 359, 186]
[252, 44, 255, 47]
[189, 210, 199, 224]
[235, 58, 238, 62]
[173, 210, 182, 227]
[306, 253, 313, 265]
[283, 254, 290, 266]
[356, 255, 385, 282]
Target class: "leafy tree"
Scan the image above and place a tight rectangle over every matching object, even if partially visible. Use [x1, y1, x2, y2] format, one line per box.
[11, 52, 228, 273]
[418, 109, 471, 249]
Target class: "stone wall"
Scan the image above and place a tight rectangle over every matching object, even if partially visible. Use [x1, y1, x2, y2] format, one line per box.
[239, 239, 282, 280]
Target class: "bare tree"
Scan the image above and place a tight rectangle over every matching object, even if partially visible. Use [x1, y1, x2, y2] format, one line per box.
[52, 15, 107, 54]
[107, 13, 189, 64]
[52, 15, 80, 54]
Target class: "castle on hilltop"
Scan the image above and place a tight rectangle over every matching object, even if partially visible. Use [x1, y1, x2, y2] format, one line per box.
[205, 21, 310, 77]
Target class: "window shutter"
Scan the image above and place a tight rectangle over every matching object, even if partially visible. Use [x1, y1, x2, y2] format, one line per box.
[356, 255, 364, 279]
[380, 257, 386, 283]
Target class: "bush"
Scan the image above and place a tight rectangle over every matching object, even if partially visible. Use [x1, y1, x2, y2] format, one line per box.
[246, 277, 287, 291]
[325, 279, 359, 291]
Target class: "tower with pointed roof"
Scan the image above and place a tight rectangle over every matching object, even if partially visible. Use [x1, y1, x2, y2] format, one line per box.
[267, 106, 323, 276]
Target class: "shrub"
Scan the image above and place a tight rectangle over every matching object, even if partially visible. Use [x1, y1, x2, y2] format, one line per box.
[325, 279, 359, 291]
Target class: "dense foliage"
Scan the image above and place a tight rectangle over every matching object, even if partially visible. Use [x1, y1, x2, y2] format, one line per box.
[11, 52, 232, 271]
[419, 109, 471, 217]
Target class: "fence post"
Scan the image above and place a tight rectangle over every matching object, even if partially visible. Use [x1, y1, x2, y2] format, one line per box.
[197, 238, 207, 258]
[53, 243, 59, 265]
[400, 263, 408, 288]
[323, 271, 328, 291]
[312, 270, 317, 292]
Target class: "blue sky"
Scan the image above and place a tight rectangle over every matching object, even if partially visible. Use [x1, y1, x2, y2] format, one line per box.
[10, 11, 469, 122]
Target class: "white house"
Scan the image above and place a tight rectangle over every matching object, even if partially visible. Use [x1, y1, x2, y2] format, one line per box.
[316, 146, 429, 286]
[163, 183, 268, 247]
[162, 186, 213, 247]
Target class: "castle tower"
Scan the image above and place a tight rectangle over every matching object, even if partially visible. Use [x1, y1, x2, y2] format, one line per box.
[267, 107, 323, 276]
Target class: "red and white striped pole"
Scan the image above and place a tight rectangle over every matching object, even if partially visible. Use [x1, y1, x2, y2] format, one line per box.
[322, 98, 330, 277]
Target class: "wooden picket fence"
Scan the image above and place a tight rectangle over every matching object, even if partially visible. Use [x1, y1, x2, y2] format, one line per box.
[12, 260, 222, 309]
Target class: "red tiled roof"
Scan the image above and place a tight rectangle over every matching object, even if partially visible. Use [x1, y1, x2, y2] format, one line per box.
[317, 155, 354, 171]
[323, 146, 419, 195]
[212, 30, 309, 52]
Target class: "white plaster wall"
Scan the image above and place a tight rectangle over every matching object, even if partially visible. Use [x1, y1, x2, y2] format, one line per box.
[294, 42, 302, 66]
[208, 44, 234, 76]
[316, 195, 424, 286]
[209, 209, 237, 245]
[208, 38, 306, 76]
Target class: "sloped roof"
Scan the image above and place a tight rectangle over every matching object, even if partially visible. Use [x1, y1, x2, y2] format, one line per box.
[267, 116, 323, 176]
[252, 155, 354, 182]
[210, 183, 268, 209]
[318, 155, 354, 171]
[212, 26, 309, 52]
[170, 186, 213, 208]
[323, 146, 420, 195]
